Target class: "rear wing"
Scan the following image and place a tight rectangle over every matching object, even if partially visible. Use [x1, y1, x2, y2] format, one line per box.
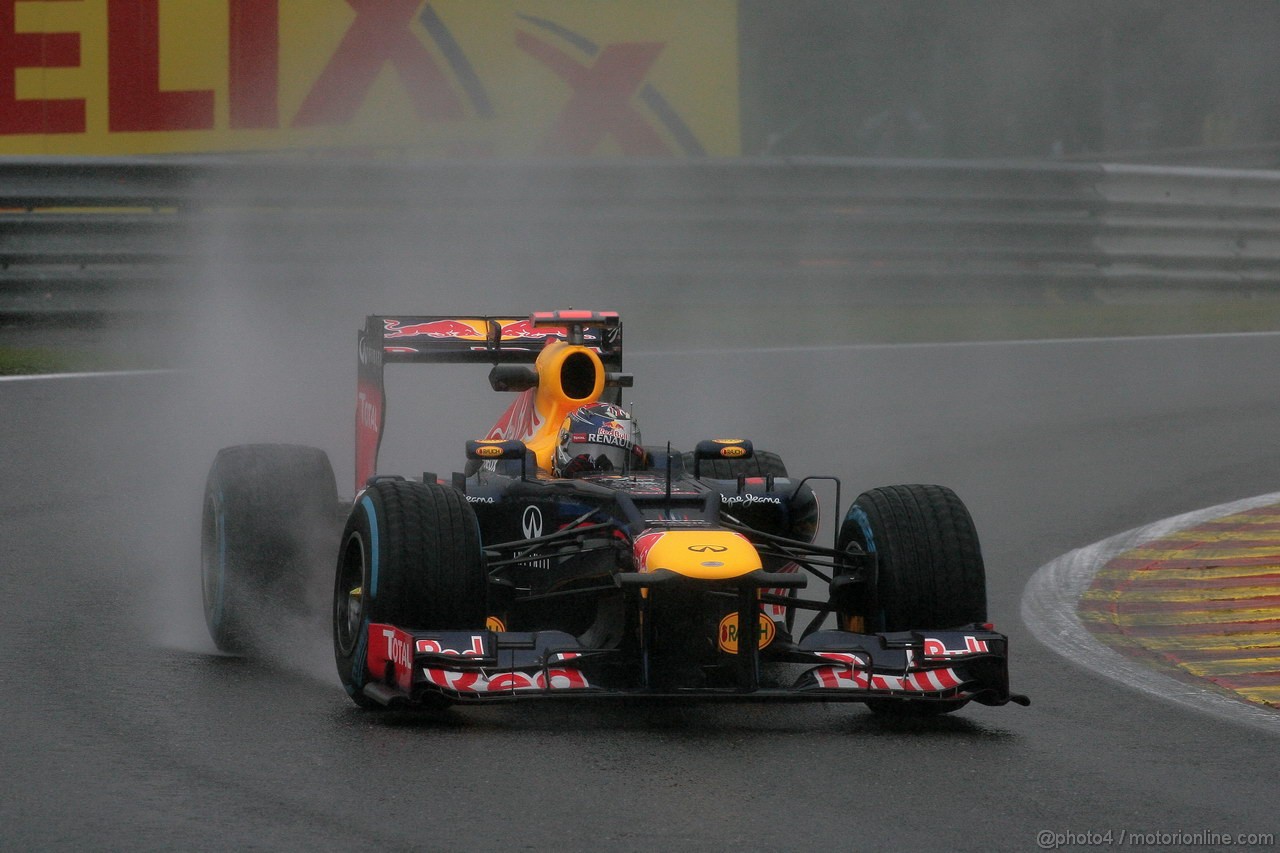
[366, 314, 622, 367]
[356, 312, 623, 493]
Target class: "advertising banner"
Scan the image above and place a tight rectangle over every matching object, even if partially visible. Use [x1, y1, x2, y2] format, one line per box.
[0, 0, 739, 156]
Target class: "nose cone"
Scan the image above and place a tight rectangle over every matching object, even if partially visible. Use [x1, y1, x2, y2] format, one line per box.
[632, 529, 762, 580]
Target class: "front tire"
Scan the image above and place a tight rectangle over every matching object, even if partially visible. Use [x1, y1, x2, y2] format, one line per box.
[333, 479, 487, 708]
[837, 484, 986, 632]
[201, 444, 338, 654]
[835, 484, 987, 716]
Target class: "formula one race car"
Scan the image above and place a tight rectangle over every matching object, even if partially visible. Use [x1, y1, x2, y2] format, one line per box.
[200, 310, 1028, 715]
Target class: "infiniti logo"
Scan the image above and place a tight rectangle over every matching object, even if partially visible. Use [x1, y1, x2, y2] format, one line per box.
[522, 505, 543, 540]
[688, 544, 728, 553]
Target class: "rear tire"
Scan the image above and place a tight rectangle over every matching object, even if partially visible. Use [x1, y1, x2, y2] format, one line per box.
[333, 479, 487, 708]
[201, 444, 338, 654]
[685, 449, 787, 480]
[835, 484, 987, 716]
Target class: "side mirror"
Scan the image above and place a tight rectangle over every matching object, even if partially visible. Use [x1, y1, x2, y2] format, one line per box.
[466, 439, 528, 461]
[692, 439, 753, 478]
[466, 438, 530, 480]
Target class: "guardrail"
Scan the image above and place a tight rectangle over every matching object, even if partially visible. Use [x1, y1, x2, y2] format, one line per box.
[1, 157, 1278, 326]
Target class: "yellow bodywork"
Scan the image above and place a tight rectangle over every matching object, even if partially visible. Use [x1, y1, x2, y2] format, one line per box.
[484, 338, 609, 472]
[633, 529, 762, 580]
[524, 341, 605, 472]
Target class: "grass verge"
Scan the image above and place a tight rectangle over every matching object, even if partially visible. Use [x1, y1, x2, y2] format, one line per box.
[0, 343, 165, 376]
[0, 346, 81, 375]
[632, 300, 1280, 348]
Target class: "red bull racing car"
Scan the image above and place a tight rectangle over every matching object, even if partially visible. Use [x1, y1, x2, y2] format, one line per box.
[201, 310, 1028, 715]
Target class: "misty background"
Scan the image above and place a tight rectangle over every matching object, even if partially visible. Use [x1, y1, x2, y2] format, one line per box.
[112, 1, 1280, 501]
[742, 0, 1280, 165]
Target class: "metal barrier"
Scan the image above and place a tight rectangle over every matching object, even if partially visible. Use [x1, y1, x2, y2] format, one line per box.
[1, 157, 1278, 326]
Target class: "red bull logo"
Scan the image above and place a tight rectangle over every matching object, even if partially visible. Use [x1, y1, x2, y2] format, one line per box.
[499, 319, 567, 340]
[383, 318, 484, 339]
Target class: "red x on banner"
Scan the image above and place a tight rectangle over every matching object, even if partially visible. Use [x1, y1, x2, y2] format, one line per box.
[516, 30, 669, 156]
[293, 0, 464, 127]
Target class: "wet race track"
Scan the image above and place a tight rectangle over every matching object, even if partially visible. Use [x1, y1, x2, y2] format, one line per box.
[3, 333, 1280, 851]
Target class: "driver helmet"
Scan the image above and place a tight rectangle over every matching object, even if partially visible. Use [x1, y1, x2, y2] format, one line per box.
[553, 403, 644, 477]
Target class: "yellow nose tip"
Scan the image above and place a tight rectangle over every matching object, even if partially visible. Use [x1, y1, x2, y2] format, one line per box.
[633, 529, 761, 580]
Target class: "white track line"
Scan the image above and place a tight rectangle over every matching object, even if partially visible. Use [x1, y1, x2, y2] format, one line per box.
[0, 369, 176, 383]
[1021, 493, 1280, 735]
[631, 329, 1280, 358]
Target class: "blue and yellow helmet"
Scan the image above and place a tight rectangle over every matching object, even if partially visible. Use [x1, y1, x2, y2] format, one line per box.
[554, 403, 643, 477]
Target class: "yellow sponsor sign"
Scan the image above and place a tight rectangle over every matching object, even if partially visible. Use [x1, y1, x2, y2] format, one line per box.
[0, 0, 739, 156]
[717, 611, 776, 654]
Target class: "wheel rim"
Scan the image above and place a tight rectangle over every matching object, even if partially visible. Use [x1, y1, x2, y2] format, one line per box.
[335, 532, 366, 656]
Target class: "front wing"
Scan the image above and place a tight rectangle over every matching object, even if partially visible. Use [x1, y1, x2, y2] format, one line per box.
[360, 622, 1028, 709]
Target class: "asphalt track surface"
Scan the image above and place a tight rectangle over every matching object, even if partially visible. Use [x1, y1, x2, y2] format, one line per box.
[4, 333, 1280, 852]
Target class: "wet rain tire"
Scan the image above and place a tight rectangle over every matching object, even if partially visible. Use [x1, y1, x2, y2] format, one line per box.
[685, 449, 788, 481]
[201, 444, 338, 655]
[835, 484, 987, 717]
[333, 479, 487, 709]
